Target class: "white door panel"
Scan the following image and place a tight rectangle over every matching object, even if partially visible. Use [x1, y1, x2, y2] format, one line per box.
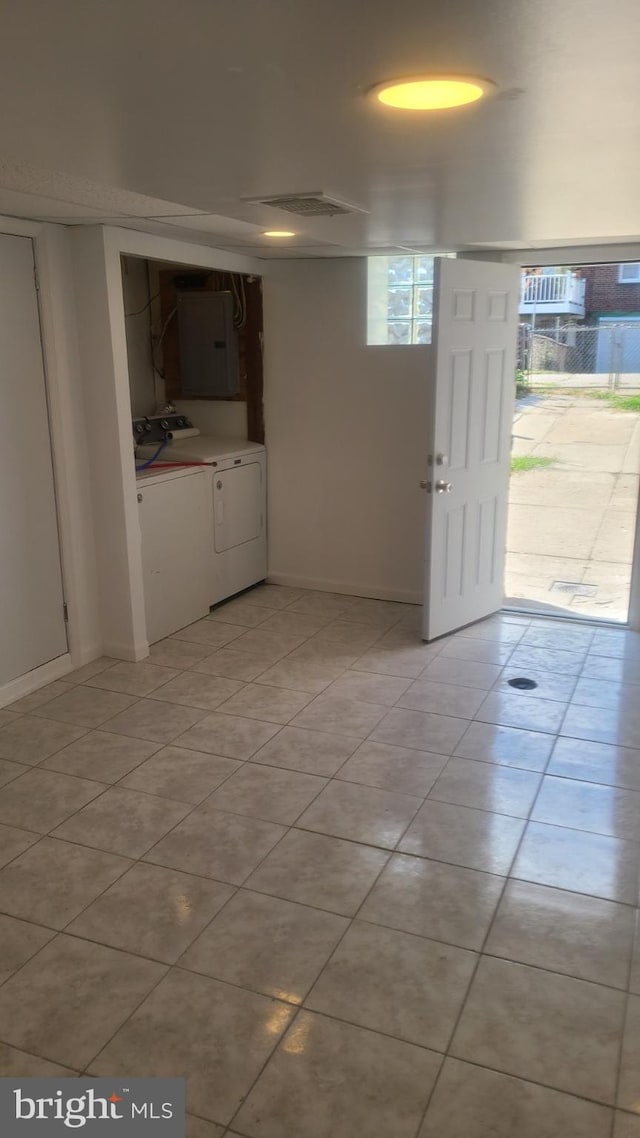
[214, 462, 262, 553]
[423, 258, 520, 641]
[0, 233, 67, 685]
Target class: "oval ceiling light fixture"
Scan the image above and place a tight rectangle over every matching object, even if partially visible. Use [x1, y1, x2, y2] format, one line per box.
[262, 229, 297, 237]
[371, 74, 496, 110]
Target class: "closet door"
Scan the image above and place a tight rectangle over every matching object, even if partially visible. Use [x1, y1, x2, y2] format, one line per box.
[0, 233, 67, 687]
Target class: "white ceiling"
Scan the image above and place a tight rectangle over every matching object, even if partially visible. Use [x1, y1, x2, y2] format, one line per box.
[0, 0, 639, 257]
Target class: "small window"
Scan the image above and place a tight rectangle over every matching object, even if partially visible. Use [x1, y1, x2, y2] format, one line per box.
[367, 254, 454, 345]
[618, 263, 640, 283]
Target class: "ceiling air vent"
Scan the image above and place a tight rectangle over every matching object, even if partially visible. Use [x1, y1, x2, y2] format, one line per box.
[245, 192, 364, 217]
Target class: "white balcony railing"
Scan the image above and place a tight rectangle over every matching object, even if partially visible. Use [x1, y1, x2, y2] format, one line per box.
[520, 272, 586, 316]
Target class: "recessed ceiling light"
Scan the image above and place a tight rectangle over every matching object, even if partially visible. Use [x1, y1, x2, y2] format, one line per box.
[262, 230, 296, 237]
[371, 75, 495, 110]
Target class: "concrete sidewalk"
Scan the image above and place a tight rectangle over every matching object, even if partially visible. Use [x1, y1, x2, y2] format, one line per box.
[505, 392, 640, 621]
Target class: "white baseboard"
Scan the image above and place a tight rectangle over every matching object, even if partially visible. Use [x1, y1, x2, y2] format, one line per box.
[0, 653, 73, 709]
[267, 572, 422, 606]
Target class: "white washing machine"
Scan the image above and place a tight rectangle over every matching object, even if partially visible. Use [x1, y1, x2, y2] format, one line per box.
[136, 432, 267, 606]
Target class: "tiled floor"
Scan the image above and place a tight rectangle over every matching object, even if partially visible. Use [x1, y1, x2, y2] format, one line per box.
[2, 586, 640, 1136]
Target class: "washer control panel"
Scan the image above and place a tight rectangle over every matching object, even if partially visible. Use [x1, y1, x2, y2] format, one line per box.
[132, 414, 195, 445]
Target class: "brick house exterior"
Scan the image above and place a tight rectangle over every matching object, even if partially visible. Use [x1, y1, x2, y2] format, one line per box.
[579, 263, 640, 320]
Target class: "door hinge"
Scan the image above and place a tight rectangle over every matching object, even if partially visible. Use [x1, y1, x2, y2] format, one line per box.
[33, 264, 40, 292]
[63, 602, 69, 623]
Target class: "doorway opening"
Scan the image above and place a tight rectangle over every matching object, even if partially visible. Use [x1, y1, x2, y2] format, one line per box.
[504, 261, 640, 623]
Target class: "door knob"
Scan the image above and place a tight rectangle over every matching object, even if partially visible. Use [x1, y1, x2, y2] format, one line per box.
[435, 480, 452, 493]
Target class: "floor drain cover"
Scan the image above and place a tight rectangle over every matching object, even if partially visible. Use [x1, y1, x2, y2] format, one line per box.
[508, 677, 538, 690]
[551, 581, 598, 597]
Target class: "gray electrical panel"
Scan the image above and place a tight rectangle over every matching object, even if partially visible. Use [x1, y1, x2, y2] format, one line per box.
[176, 290, 240, 398]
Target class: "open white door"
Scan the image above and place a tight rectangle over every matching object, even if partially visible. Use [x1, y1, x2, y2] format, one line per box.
[422, 257, 520, 641]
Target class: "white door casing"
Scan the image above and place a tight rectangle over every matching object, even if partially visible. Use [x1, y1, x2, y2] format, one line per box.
[422, 257, 521, 641]
[0, 232, 68, 684]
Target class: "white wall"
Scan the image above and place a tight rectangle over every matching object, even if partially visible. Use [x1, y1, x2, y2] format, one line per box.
[263, 258, 431, 603]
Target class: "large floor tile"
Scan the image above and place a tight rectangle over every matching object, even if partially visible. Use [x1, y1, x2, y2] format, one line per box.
[234, 1009, 441, 1138]
[231, 628, 307, 657]
[359, 853, 502, 950]
[572, 677, 639, 711]
[0, 758, 27, 789]
[306, 920, 475, 1051]
[399, 799, 525, 875]
[521, 626, 594, 653]
[532, 775, 640, 841]
[396, 680, 486, 719]
[345, 597, 410, 627]
[494, 667, 577, 702]
[620, 996, 640, 1113]
[549, 737, 640, 791]
[120, 745, 241, 804]
[561, 703, 640, 749]
[209, 598, 273, 628]
[486, 879, 634, 988]
[475, 691, 567, 734]
[180, 889, 347, 1003]
[454, 721, 554, 771]
[591, 630, 640, 659]
[351, 645, 438, 679]
[310, 620, 383, 652]
[0, 914, 54, 984]
[286, 591, 352, 617]
[0, 1042, 77, 1077]
[40, 730, 160, 782]
[52, 786, 191, 857]
[451, 956, 625, 1103]
[68, 862, 234, 963]
[215, 683, 313, 724]
[192, 646, 280, 682]
[419, 1058, 613, 1138]
[206, 763, 326, 825]
[247, 584, 304, 610]
[66, 657, 116, 684]
[250, 726, 357, 776]
[0, 934, 166, 1069]
[439, 638, 514, 665]
[296, 780, 421, 849]
[144, 805, 286, 884]
[290, 694, 387, 739]
[32, 687, 137, 728]
[324, 671, 411, 706]
[0, 836, 131, 928]
[454, 621, 524, 645]
[422, 655, 504, 689]
[173, 713, 281, 760]
[615, 1112, 640, 1137]
[512, 821, 639, 903]
[0, 822, 39, 868]
[505, 644, 587, 676]
[429, 757, 541, 818]
[256, 610, 331, 638]
[337, 740, 447, 796]
[245, 828, 389, 916]
[254, 658, 343, 694]
[83, 660, 180, 696]
[149, 638, 214, 669]
[7, 680, 75, 714]
[173, 618, 245, 648]
[90, 968, 294, 1126]
[370, 708, 467, 754]
[149, 672, 244, 711]
[583, 654, 640, 685]
[0, 768, 105, 832]
[0, 716, 87, 765]
[103, 699, 207, 744]
[187, 1117, 225, 1138]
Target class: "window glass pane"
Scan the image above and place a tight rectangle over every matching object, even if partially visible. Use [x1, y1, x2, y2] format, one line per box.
[416, 257, 435, 283]
[415, 286, 433, 317]
[413, 321, 433, 344]
[387, 288, 412, 317]
[387, 321, 412, 344]
[388, 257, 414, 284]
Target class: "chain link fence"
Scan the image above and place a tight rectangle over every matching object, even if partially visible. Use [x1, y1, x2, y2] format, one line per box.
[518, 322, 640, 390]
